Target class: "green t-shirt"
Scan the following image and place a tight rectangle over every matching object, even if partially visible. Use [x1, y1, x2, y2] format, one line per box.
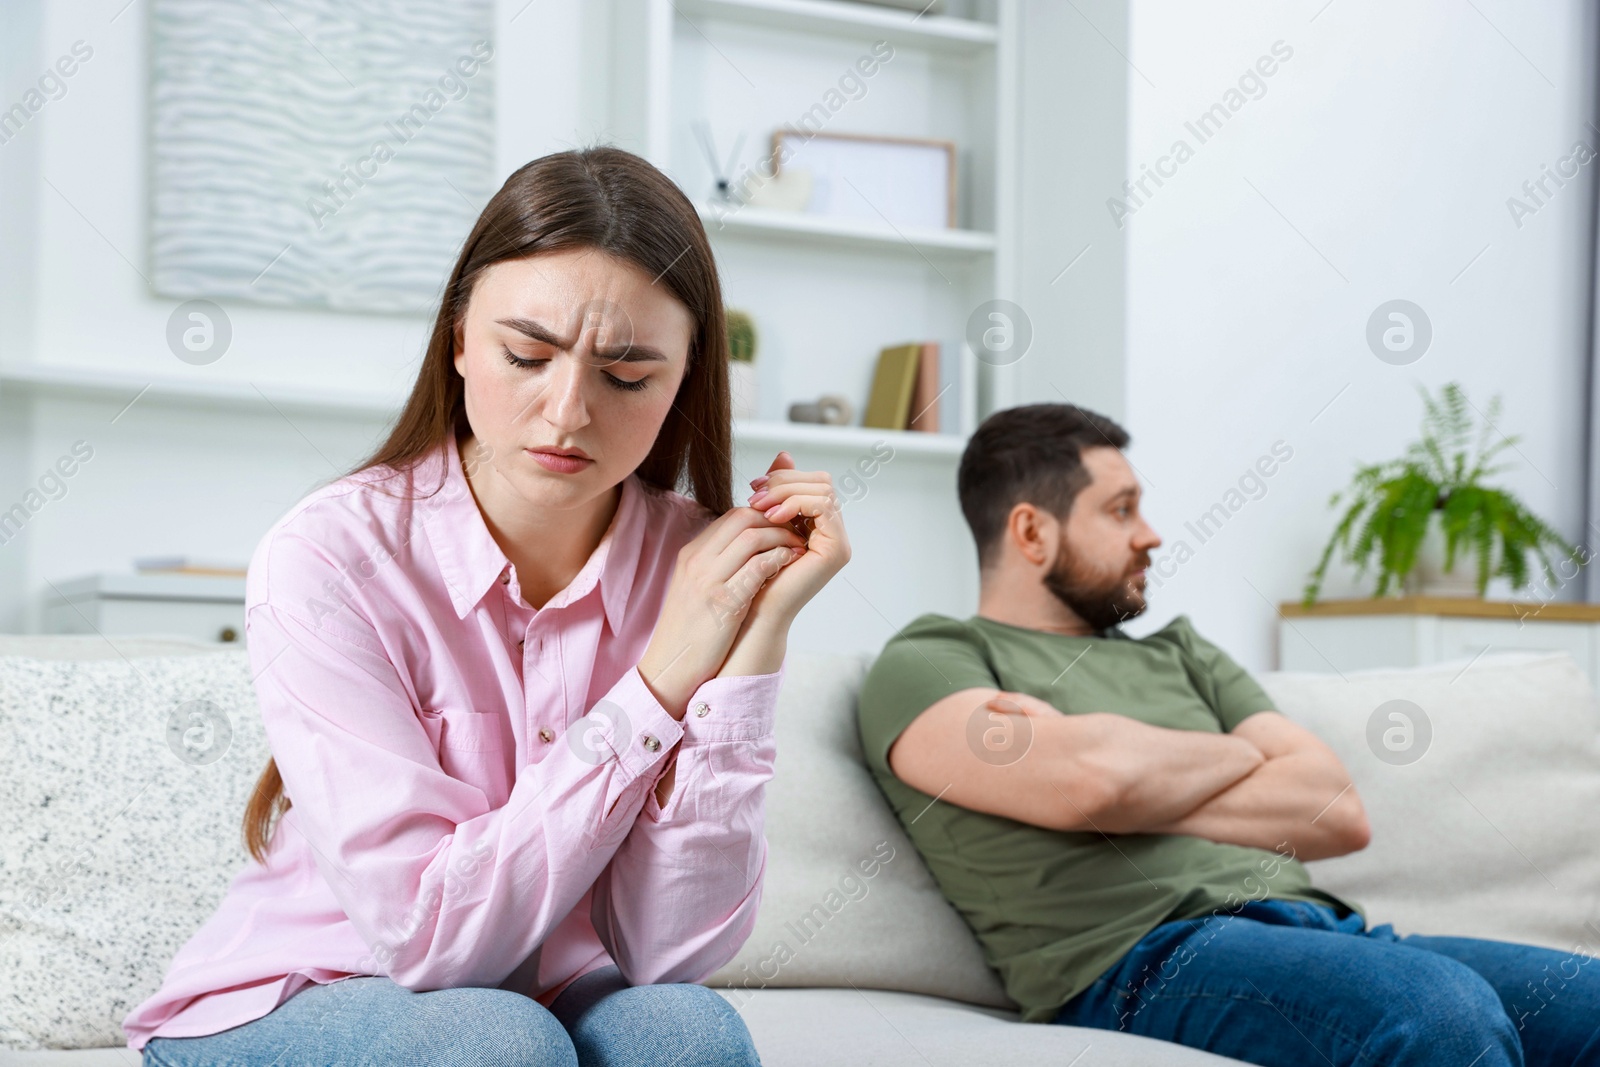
[856, 612, 1363, 1023]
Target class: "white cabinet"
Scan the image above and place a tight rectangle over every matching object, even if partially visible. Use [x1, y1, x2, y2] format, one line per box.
[42, 573, 246, 645]
[1277, 597, 1600, 686]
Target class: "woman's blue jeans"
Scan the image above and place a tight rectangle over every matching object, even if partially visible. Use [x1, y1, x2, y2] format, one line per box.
[1053, 898, 1600, 1066]
[141, 965, 759, 1066]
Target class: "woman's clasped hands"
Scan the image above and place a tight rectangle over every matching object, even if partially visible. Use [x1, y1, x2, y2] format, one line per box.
[637, 450, 850, 718]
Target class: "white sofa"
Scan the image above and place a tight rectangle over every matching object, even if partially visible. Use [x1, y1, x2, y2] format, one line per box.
[4, 634, 1600, 1066]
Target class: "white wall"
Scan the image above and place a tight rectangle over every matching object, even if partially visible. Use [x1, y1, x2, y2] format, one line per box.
[1117, 0, 1597, 670]
[1012, 0, 1128, 421]
[5, 3, 434, 397]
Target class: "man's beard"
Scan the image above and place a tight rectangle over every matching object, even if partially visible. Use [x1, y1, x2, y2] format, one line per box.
[1042, 543, 1151, 634]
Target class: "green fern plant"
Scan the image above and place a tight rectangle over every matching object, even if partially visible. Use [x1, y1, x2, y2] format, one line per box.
[1302, 382, 1579, 606]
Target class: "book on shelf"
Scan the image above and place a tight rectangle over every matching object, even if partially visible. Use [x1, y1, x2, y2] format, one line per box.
[907, 341, 941, 432]
[862, 343, 922, 430]
[864, 341, 949, 432]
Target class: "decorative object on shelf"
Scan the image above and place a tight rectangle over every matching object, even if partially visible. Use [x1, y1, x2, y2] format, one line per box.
[907, 341, 941, 433]
[787, 395, 855, 426]
[726, 309, 759, 420]
[862, 343, 924, 429]
[1302, 382, 1580, 606]
[693, 120, 746, 205]
[771, 130, 956, 230]
[149, 0, 495, 314]
[742, 168, 815, 213]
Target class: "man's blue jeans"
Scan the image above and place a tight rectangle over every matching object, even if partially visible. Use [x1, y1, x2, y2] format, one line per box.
[142, 964, 759, 1066]
[1053, 898, 1600, 1066]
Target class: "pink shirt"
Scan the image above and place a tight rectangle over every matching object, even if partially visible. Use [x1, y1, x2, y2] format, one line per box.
[123, 432, 782, 1051]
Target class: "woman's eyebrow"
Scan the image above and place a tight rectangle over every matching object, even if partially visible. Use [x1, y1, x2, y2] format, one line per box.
[495, 316, 668, 363]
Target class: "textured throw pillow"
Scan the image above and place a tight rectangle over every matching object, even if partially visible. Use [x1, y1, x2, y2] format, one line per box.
[1259, 651, 1600, 954]
[705, 652, 1014, 1010]
[0, 646, 266, 1050]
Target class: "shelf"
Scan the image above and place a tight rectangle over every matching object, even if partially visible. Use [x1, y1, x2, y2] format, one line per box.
[734, 418, 966, 456]
[0, 365, 966, 457]
[1279, 596, 1600, 623]
[698, 203, 996, 260]
[0, 363, 401, 419]
[675, 0, 998, 55]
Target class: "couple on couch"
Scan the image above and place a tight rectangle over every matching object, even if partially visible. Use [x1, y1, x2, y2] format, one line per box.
[125, 146, 1597, 1067]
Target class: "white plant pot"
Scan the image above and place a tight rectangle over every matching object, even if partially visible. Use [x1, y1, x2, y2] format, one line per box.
[1405, 510, 1482, 597]
[729, 361, 758, 421]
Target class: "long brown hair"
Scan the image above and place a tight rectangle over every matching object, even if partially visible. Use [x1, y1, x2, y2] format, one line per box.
[243, 146, 734, 863]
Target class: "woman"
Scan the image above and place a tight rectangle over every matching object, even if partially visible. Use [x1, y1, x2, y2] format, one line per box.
[124, 146, 849, 1065]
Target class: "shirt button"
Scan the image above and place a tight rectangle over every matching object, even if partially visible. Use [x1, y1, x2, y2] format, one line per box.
[692, 701, 710, 718]
[518, 639, 525, 651]
[641, 734, 661, 752]
[500, 573, 510, 585]
[538, 727, 554, 743]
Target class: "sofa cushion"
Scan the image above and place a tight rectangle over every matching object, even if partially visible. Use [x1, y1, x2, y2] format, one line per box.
[1258, 651, 1600, 954]
[0, 1050, 139, 1066]
[704, 652, 1014, 1009]
[712, 987, 1242, 1066]
[0, 646, 266, 1051]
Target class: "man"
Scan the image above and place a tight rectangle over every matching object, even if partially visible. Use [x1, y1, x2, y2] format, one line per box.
[857, 403, 1600, 1067]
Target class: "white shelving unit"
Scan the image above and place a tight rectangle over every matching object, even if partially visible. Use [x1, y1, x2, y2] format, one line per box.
[3, 1, 1037, 648]
[611, 0, 1020, 456]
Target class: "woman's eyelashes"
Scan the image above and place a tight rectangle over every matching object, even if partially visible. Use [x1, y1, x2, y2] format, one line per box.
[501, 347, 650, 392]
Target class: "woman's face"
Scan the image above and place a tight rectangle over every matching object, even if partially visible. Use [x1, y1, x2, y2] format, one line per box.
[453, 246, 695, 512]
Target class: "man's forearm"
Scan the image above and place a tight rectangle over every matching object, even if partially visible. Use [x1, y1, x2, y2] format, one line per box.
[1081, 716, 1266, 833]
[1142, 750, 1365, 860]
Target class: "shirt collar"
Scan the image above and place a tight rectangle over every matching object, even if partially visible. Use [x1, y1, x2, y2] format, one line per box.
[423, 431, 646, 632]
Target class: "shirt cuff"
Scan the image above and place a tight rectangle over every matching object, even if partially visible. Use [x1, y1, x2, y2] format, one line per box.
[596, 666, 687, 779]
[679, 663, 784, 743]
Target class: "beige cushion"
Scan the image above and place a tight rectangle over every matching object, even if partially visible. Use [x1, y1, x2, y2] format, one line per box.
[1259, 651, 1600, 953]
[0, 1050, 139, 1066]
[713, 988, 1240, 1066]
[705, 652, 1014, 1009]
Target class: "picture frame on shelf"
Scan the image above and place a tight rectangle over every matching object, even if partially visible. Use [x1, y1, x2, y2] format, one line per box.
[770, 130, 957, 230]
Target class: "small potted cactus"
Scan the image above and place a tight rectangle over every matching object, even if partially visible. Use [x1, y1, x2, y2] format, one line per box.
[727, 309, 759, 421]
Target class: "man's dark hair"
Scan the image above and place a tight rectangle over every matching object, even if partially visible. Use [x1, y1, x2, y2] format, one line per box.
[957, 403, 1131, 570]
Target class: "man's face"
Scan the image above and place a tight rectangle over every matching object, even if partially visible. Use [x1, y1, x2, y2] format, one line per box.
[1043, 447, 1163, 632]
